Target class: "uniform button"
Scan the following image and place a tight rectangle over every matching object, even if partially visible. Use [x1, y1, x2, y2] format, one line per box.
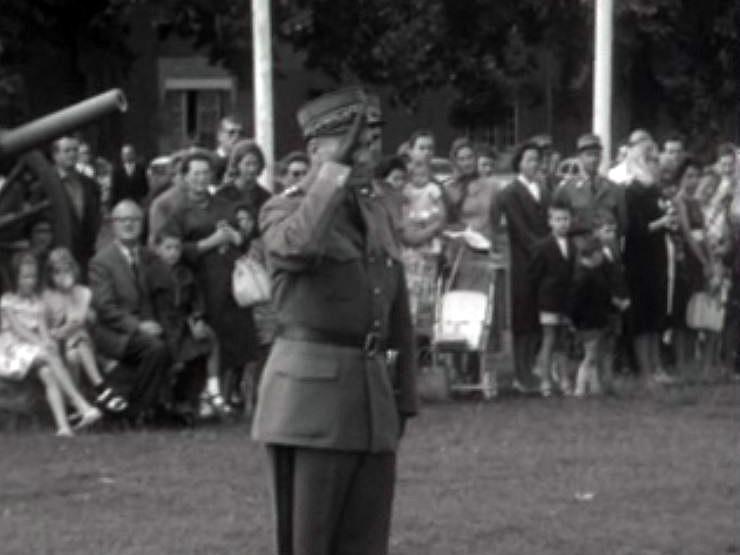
[373, 287, 381, 295]
[373, 320, 381, 329]
[386, 258, 393, 268]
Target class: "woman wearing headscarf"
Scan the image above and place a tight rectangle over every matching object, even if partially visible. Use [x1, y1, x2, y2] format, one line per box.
[623, 140, 677, 385]
[498, 142, 550, 391]
[444, 137, 480, 224]
[217, 139, 271, 221]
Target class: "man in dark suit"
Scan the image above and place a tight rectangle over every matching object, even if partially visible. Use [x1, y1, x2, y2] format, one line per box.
[89, 200, 170, 418]
[110, 144, 149, 208]
[499, 141, 551, 392]
[51, 136, 102, 275]
[213, 116, 243, 183]
[252, 87, 419, 555]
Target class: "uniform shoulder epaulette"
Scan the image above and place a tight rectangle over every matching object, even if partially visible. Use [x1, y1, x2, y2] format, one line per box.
[281, 185, 304, 197]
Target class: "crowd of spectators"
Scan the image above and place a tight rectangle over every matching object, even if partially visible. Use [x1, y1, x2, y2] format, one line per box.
[0, 114, 738, 435]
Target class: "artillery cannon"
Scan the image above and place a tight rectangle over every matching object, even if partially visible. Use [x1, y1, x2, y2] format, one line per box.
[0, 89, 127, 257]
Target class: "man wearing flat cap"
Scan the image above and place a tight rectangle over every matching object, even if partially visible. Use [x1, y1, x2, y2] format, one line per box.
[252, 86, 419, 555]
[554, 133, 627, 238]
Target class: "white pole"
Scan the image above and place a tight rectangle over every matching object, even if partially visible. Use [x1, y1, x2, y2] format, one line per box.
[593, 0, 614, 173]
[252, 0, 274, 190]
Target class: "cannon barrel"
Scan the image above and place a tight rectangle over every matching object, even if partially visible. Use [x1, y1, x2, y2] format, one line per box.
[0, 89, 127, 159]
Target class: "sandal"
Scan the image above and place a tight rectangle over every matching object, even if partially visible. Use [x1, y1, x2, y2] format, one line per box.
[96, 387, 129, 414]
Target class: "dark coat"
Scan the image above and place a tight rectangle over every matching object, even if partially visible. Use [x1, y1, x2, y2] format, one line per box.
[215, 181, 272, 223]
[251, 161, 419, 453]
[529, 235, 575, 315]
[110, 162, 149, 207]
[569, 263, 613, 330]
[147, 260, 210, 363]
[60, 170, 102, 275]
[624, 182, 668, 333]
[213, 152, 229, 183]
[169, 195, 259, 368]
[498, 178, 550, 333]
[602, 245, 629, 302]
[88, 242, 157, 359]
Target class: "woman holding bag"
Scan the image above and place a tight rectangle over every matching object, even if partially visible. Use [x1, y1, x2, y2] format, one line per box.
[168, 152, 259, 413]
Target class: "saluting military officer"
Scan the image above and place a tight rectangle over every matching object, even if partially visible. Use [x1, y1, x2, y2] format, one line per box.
[251, 87, 419, 555]
[555, 133, 627, 239]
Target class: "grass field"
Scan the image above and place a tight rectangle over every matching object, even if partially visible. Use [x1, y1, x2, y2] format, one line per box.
[1, 383, 738, 555]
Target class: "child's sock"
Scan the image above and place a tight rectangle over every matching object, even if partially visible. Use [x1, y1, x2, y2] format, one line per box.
[207, 376, 221, 397]
[574, 363, 588, 397]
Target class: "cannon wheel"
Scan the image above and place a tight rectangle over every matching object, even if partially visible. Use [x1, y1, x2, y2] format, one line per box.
[3, 151, 73, 248]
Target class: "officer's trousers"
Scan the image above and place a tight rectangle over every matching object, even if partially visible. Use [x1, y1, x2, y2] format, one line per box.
[266, 445, 396, 555]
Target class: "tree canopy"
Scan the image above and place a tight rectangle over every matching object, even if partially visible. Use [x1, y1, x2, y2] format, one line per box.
[0, 0, 737, 150]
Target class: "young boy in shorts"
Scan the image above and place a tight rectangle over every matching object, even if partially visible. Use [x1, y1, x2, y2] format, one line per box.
[569, 236, 617, 397]
[530, 200, 575, 396]
[593, 210, 631, 392]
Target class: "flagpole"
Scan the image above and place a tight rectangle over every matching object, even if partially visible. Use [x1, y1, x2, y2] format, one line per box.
[252, 0, 274, 189]
[593, 0, 614, 172]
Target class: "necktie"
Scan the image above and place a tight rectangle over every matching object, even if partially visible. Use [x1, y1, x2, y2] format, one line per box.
[129, 248, 141, 288]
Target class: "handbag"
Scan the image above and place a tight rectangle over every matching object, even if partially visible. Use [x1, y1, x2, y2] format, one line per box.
[685, 291, 725, 332]
[232, 255, 271, 307]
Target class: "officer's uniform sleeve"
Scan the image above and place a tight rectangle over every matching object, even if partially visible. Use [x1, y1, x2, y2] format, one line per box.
[388, 266, 420, 417]
[259, 161, 351, 271]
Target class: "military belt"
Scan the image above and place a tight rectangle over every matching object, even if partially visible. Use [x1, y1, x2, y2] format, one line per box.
[277, 324, 386, 357]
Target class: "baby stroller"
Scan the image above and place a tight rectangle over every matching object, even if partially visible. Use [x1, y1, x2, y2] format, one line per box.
[431, 228, 501, 400]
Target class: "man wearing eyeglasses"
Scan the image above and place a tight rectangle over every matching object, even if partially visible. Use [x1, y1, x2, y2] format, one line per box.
[276, 150, 310, 193]
[89, 200, 170, 421]
[213, 116, 244, 183]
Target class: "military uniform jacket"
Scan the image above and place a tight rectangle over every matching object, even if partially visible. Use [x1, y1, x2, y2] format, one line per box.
[251, 161, 419, 453]
[555, 174, 627, 236]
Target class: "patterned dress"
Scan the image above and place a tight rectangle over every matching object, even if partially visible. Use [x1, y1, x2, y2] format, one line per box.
[0, 293, 45, 380]
[400, 181, 445, 332]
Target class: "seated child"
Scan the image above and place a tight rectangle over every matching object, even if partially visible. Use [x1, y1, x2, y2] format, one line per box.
[569, 236, 616, 397]
[149, 228, 222, 418]
[0, 251, 101, 436]
[529, 200, 575, 396]
[43, 247, 128, 413]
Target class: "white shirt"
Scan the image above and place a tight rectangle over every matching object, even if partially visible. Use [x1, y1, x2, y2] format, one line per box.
[556, 236, 568, 259]
[76, 162, 95, 178]
[607, 162, 632, 186]
[518, 174, 541, 202]
[116, 241, 139, 269]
